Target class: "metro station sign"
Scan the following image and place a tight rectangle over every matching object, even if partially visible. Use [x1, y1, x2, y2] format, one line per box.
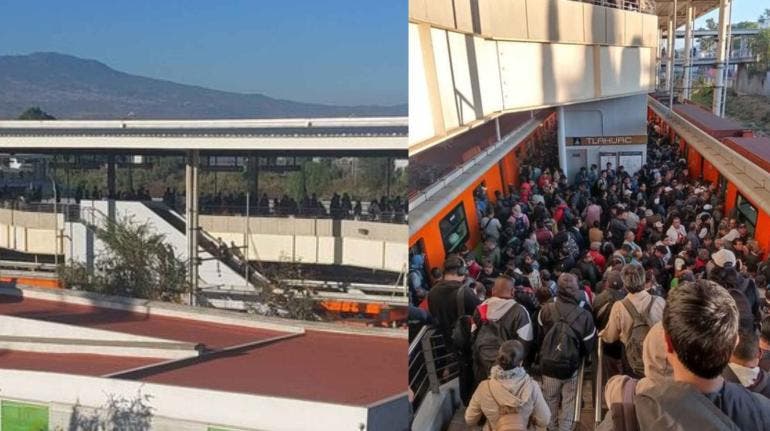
[567, 135, 646, 146]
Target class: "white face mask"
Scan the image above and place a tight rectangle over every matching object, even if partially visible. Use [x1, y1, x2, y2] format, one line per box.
[654, 198, 660, 204]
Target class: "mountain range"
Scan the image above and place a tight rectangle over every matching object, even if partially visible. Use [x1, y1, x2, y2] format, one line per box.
[0, 52, 406, 119]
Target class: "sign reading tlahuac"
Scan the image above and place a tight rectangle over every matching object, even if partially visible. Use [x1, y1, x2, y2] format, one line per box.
[568, 136, 646, 146]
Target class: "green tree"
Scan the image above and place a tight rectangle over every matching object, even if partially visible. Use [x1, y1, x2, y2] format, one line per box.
[59, 215, 189, 302]
[732, 21, 759, 30]
[750, 28, 770, 74]
[17, 107, 55, 120]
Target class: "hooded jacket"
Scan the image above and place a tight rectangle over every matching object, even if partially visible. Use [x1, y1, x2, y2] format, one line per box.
[635, 380, 770, 431]
[473, 297, 534, 345]
[723, 363, 770, 399]
[465, 365, 551, 431]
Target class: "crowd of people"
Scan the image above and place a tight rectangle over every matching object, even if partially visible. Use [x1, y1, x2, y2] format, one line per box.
[408, 125, 770, 430]
[180, 190, 407, 222]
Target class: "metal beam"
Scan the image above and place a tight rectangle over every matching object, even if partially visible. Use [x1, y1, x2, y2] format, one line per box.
[712, 0, 729, 115]
[682, 1, 694, 100]
[185, 150, 200, 306]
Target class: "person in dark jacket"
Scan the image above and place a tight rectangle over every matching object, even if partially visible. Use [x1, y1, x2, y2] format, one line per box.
[635, 280, 770, 430]
[537, 273, 596, 431]
[575, 250, 601, 289]
[427, 255, 481, 405]
[761, 317, 770, 373]
[709, 249, 761, 330]
[723, 329, 770, 399]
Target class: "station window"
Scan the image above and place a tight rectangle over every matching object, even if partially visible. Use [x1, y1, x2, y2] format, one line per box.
[439, 203, 469, 255]
[735, 193, 757, 236]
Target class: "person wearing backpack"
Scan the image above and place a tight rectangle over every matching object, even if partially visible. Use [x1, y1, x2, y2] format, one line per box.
[466, 340, 551, 431]
[508, 204, 530, 241]
[427, 255, 482, 405]
[600, 263, 664, 378]
[472, 276, 535, 385]
[537, 273, 596, 431]
[635, 280, 770, 430]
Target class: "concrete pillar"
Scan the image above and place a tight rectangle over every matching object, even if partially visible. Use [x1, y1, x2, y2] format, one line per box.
[713, 0, 730, 115]
[106, 155, 116, 199]
[248, 155, 259, 204]
[185, 150, 200, 306]
[668, 0, 677, 109]
[665, 13, 674, 95]
[557, 106, 567, 177]
[682, 1, 694, 100]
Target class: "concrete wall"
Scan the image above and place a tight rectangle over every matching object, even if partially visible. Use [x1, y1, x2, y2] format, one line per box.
[199, 216, 408, 273]
[735, 66, 770, 96]
[409, 3, 657, 151]
[562, 95, 648, 180]
[0, 370, 406, 431]
[564, 94, 648, 137]
[0, 208, 63, 255]
[410, 0, 658, 47]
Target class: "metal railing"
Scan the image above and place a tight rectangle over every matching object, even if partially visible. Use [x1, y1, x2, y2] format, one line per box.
[0, 199, 80, 220]
[408, 326, 459, 413]
[171, 203, 408, 225]
[571, 0, 654, 14]
[595, 339, 605, 427]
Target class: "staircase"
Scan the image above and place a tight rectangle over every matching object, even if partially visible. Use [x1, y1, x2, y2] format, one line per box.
[76, 200, 252, 291]
[143, 202, 270, 287]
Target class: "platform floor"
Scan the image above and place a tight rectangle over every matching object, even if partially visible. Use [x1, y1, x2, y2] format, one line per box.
[445, 377, 597, 431]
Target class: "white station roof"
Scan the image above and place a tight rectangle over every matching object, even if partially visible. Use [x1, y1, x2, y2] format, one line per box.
[0, 117, 408, 152]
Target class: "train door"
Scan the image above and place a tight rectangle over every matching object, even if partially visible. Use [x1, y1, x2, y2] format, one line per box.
[735, 193, 758, 237]
[438, 203, 470, 255]
[718, 173, 727, 198]
[599, 152, 617, 172]
[567, 149, 587, 184]
[409, 239, 430, 286]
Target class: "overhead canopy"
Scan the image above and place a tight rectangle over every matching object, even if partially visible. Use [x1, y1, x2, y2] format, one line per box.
[0, 117, 408, 154]
[654, 0, 721, 31]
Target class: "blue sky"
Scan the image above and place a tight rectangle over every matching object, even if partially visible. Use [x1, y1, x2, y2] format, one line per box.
[0, 0, 406, 106]
[695, 0, 767, 27]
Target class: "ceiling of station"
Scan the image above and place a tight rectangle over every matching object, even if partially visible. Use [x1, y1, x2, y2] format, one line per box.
[654, 0, 721, 31]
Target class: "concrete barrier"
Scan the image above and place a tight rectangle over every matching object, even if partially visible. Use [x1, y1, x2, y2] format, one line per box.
[0, 370, 376, 431]
[0, 315, 198, 359]
[199, 215, 408, 272]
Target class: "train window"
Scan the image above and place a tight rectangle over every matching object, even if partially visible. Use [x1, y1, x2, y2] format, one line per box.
[439, 203, 469, 254]
[735, 194, 757, 236]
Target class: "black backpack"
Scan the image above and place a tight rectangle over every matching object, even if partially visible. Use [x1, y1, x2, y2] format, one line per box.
[540, 306, 583, 379]
[472, 316, 507, 381]
[512, 216, 528, 239]
[621, 298, 655, 377]
[451, 283, 474, 351]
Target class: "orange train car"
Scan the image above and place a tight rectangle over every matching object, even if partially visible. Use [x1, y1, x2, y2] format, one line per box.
[409, 111, 556, 279]
[648, 104, 770, 254]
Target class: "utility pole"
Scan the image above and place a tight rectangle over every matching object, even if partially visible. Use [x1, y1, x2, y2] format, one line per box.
[185, 150, 200, 306]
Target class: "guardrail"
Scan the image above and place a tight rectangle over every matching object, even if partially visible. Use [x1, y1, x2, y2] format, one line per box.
[408, 326, 459, 414]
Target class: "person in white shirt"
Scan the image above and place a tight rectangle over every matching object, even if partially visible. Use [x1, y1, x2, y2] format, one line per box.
[665, 217, 686, 246]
